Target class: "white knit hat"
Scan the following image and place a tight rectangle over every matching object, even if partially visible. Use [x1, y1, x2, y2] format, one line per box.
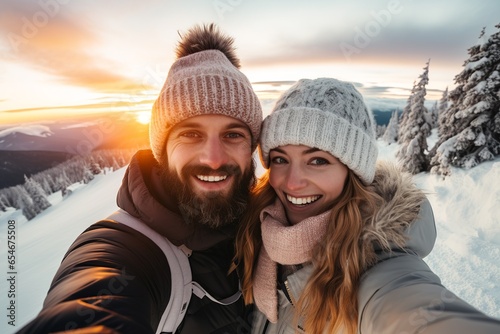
[259, 78, 378, 184]
[149, 24, 262, 162]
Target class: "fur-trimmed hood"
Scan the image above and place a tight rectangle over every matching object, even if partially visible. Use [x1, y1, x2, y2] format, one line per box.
[360, 161, 436, 268]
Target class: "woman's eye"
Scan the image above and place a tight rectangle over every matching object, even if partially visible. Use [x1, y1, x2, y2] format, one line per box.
[271, 156, 287, 164]
[310, 158, 329, 165]
[225, 132, 244, 139]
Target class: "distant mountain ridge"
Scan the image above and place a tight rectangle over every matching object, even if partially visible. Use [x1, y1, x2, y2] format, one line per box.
[0, 113, 149, 189]
[0, 113, 149, 153]
[0, 150, 74, 189]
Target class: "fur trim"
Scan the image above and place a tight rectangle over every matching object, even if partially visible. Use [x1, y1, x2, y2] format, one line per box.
[361, 161, 426, 267]
[175, 23, 241, 68]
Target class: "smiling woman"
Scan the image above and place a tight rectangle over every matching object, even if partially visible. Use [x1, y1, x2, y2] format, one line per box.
[135, 111, 151, 124]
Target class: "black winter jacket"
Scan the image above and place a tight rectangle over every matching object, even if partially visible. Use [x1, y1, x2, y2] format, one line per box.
[17, 150, 249, 334]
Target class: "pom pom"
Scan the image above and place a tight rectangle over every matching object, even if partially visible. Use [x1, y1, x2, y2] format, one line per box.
[175, 23, 241, 68]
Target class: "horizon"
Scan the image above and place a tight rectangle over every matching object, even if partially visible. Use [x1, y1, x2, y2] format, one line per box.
[1, 0, 499, 125]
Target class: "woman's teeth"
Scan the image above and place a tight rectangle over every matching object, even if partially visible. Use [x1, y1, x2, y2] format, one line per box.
[286, 194, 320, 205]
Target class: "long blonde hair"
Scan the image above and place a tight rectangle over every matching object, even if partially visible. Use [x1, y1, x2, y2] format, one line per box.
[233, 169, 382, 333]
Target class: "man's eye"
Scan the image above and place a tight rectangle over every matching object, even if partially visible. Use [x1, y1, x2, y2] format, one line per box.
[180, 131, 200, 138]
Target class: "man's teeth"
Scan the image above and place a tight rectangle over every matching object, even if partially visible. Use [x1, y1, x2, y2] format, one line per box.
[197, 175, 228, 182]
[286, 194, 320, 205]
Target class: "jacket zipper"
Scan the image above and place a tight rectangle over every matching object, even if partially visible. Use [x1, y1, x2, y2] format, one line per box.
[283, 280, 296, 306]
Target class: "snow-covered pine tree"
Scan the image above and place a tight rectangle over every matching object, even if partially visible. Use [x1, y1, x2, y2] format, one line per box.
[89, 157, 102, 175]
[111, 157, 121, 171]
[82, 164, 94, 184]
[382, 109, 399, 144]
[428, 101, 439, 129]
[55, 169, 72, 196]
[14, 185, 38, 220]
[36, 175, 53, 196]
[397, 82, 415, 144]
[428, 87, 451, 170]
[396, 60, 432, 174]
[24, 175, 51, 215]
[0, 194, 8, 212]
[376, 124, 387, 138]
[431, 25, 500, 173]
[437, 87, 450, 137]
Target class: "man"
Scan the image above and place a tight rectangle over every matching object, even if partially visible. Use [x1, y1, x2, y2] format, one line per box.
[17, 23, 262, 333]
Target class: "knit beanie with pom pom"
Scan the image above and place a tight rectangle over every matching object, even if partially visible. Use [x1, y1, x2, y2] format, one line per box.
[149, 23, 262, 162]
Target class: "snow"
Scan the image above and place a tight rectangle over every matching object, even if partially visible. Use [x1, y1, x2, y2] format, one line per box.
[1, 134, 500, 333]
[464, 56, 489, 71]
[0, 125, 54, 138]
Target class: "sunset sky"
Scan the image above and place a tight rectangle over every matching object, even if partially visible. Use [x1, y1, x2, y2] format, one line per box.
[0, 0, 499, 125]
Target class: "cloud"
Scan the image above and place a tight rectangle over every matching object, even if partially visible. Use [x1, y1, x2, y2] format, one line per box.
[252, 80, 297, 87]
[247, 25, 477, 67]
[0, 1, 151, 94]
[1, 98, 156, 114]
[243, 1, 499, 68]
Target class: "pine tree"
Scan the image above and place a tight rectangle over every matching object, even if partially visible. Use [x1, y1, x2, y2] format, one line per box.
[89, 157, 102, 175]
[111, 157, 121, 171]
[82, 164, 95, 184]
[431, 25, 500, 173]
[382, 109, 399, 144]
[13, 185, 38, 220]
[396, 60, 432, 174]
[428, 101, 439, 129]
[398, 83, 415, 144]
[428, 87, 451, 172]
[36, 175, 53, 195]
[0, 194, 9, 212]
[24, 175, 51, 215]
[437, 87, 450, 137]
[55, 170, 72, 196]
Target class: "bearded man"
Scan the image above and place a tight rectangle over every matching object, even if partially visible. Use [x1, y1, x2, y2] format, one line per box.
[17, 23, 262, 334]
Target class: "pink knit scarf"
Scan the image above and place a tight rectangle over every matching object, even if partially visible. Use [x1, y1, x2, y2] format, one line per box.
[253, 199, 331, 323]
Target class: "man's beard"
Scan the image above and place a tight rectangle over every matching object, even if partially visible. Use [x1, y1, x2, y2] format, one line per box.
[160, 159, 255, 230]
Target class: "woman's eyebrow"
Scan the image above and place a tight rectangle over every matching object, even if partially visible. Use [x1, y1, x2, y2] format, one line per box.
[270, 147, 322, 155]
[303, 147, 321, 154]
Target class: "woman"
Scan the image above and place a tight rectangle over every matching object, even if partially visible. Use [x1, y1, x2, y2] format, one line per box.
[234, 78, 500, 333]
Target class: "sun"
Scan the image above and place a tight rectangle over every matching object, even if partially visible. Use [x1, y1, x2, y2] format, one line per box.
[135, 111, 151, 124]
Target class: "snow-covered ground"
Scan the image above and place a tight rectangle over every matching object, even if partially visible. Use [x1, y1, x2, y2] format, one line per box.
[1, 132, 499, 333]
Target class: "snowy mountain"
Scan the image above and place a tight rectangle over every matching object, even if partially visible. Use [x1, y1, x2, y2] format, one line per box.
[0, 133, 499, 333]
[0, 113, 149, 189]
[0, 125, 54, 139]
[0, 113, 149, 153]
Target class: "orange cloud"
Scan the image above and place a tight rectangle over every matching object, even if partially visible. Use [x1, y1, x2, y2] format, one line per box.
[0, 1, 152, 94]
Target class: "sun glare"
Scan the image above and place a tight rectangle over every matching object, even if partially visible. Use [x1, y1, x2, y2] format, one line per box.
[135, 111, 151, 124]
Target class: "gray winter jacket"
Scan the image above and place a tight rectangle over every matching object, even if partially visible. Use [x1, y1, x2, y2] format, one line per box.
[251, 162, 500, 333]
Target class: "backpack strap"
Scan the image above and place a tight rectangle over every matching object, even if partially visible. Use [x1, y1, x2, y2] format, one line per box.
[107, 210, 242, 333]
[107, 209, 191, 334]
[192, 281, 242, 305]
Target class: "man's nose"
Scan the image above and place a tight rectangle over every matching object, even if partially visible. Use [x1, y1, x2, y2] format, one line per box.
[198, 137, 229, 170]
